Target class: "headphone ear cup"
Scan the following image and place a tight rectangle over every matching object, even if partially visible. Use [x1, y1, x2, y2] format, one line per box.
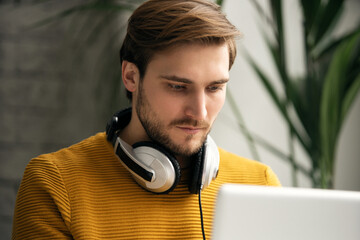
[132, 141, 181, 194]
[189, 135, 220, 194]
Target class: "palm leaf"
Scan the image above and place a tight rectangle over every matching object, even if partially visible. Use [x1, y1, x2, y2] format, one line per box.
[244, 30, 312, 156]
[251, 132, 311, 178]
[250, 0, 275, 29]
[300, 0, 321, 36]
[319, 32, 360, 187]
[312, 0, 344, 47]
[226, 90, 261, 161]
[305, 0, 344, 48]
[216, 0, 224, 6]
[243, 0, 360, 188]
[313, 27, 360, 60]
[341, 74, 360, 124]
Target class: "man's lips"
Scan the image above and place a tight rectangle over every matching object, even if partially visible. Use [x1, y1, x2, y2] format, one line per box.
[176, 126, 206, 134]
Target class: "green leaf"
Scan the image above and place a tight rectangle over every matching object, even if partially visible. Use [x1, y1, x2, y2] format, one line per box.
[312, 0, 345, 47]
[340, 33, 360, 126]
[247, 0, 359, 188]
[216, 0, 224, 7]
[314, 27, 360, 61]
[245, 51, 283, 112]
[226, 90, 261, 161]
[250, 0, 275, 28]
[244, 50, 311, 154]
[320, 31, 360, 175]
[270, 0, 287, 83]
[251, 133, 312, 178]
[341, 74, 360, 124]
[261, 28, 291, 97]
[300, 0, 321, 37]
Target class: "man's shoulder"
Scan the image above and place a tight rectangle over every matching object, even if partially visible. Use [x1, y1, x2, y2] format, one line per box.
[31, 132, 112, 167]
[218, 148, 281, 186]
[218, 147, 265, 169]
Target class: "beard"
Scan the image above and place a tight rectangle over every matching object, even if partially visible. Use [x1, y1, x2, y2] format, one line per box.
[135, 82, 210, 157]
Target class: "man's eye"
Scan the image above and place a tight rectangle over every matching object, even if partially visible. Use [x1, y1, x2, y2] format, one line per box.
[169, 84, 186, 91]
[207, 85, 222, 92]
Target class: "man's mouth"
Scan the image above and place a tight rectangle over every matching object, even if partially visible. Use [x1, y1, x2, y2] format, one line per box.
[176, 126, 205, 134]
[170, 118, 210, 135]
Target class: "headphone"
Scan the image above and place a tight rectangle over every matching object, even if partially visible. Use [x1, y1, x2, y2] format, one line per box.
[106, 108, 220, 194]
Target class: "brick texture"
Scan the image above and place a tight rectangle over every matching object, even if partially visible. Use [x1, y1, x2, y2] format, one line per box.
[0, 1, 132, 238]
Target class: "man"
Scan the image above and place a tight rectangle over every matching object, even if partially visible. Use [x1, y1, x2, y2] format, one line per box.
[13, 0, 280, 239]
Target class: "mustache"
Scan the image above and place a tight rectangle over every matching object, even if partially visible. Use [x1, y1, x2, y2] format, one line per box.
[169, 118, 210, 128]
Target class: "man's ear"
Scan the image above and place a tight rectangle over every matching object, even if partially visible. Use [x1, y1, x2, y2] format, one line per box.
[122, 61, 140, 93]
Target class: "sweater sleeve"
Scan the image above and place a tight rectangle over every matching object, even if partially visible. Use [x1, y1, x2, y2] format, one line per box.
[12, 157, 72, 239]
[265, 167, 281, 186]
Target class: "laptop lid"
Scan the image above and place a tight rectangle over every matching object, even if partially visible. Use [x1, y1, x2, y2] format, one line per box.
[212, 184, 360, 240]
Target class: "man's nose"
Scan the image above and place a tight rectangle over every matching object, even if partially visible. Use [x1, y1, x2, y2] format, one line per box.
[184, 90, 207, 120]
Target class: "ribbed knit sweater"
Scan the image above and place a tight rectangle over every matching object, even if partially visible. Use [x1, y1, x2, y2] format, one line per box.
[13, 132, 280, 239]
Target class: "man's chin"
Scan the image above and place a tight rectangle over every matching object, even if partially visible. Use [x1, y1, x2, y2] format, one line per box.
[170, 136, 207, 157]
[172, 146, 201, 158]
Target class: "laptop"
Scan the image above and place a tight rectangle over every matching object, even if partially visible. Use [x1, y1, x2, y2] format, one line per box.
[212, 184, 360, 240]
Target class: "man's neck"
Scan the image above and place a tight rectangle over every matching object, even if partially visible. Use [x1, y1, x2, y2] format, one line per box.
[118, 110, 150, 146]
[176, 155, 192, 170]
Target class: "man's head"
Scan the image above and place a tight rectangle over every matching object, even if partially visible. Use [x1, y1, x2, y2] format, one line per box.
[120, 0, 240, 100]
[120, 0, 240, 158]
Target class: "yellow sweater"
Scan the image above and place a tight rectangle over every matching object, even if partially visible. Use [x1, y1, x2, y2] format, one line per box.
[13, 132, 280, 239]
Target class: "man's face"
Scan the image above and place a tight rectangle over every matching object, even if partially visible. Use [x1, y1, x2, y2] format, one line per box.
[134, 43, 229, 157]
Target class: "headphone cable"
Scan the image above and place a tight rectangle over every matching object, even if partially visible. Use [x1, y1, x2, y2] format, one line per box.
[198, 190, 206, 240]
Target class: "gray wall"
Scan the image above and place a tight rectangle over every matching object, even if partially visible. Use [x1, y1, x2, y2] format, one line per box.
[0, 1, 130, 238]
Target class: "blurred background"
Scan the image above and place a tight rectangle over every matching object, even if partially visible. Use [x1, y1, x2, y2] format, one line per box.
[1, 0, 359, 238]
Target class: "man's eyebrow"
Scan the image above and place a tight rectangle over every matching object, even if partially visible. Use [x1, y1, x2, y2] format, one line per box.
[160, 75, 229, 84]
[211, 79, 230, 84]
[160, 75, 193, 84]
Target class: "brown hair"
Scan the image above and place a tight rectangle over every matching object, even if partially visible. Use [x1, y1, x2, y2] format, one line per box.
[120, 0, 241, 100]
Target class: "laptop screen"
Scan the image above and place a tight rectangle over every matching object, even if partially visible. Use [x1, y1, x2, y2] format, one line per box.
[212, 184, 360, 240]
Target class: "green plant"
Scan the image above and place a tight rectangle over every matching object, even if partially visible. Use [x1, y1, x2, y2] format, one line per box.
[227, 0, 360, 188]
